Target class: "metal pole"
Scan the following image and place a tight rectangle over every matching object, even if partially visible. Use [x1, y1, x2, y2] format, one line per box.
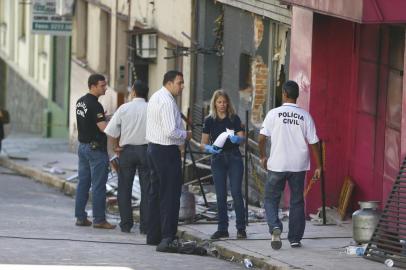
[181, 109, 208, 207]
[320, 140, 327, 225]
[187, 140, 209, 207]
[244, 110, 249, 226]
[182, 109, 191, 182]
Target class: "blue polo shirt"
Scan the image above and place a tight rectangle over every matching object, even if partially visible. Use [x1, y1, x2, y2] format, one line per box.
[202, 115, 243, 151]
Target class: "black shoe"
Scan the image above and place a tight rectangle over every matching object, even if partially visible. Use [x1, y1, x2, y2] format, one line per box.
[146, 239, 160, 245]
[271, 227, 282, 250]
[146, 235, 161, 246]
[156, 239, 178, 253]
[237, 229, 247, 239]
[210, 230, 229, 240]
[120, 227, 131, 233]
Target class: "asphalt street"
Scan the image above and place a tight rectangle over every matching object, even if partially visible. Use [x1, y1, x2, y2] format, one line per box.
[0, 166, 245, 270]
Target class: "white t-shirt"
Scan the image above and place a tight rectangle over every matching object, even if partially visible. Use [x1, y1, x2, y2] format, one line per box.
[260, 103, 319, 172]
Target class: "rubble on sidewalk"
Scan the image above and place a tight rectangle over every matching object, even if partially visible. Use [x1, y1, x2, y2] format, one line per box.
[309, 206, 348, 226]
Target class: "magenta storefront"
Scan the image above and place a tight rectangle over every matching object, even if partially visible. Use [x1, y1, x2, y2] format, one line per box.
[283, 0, 406, 215]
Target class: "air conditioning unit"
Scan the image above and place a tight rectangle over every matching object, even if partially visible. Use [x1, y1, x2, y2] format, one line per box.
[136, 33, 157, 59]
[56, 0, 75, 16]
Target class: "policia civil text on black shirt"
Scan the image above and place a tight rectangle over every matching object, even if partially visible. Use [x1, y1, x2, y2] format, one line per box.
[74, 74, 116, 230]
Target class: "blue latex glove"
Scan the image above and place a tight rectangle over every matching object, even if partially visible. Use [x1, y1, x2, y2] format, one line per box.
[229, 135, 243, 144]
[204, 144, 221, 154]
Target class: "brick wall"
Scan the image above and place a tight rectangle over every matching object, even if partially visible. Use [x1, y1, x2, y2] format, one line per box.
[250, 16, 269, 125]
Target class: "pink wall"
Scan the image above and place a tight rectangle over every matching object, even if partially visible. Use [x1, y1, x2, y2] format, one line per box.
[282, 0, 363, 22]
[286, 7, 406, 216]
[350, 25, 386, 205]
[287, 7, 314, 211]
[289, 9, 405, 216]
[283, 0, 406, 23]
[402, 33, 406, 159]
[290, 7, 313, 111]
[307, 14, 356, 214]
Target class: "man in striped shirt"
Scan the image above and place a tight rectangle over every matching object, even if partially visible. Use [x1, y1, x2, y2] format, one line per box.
[146, 70, 192, 252]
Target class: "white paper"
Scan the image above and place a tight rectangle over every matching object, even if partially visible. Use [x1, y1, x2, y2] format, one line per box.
[213, 129, 234, 148]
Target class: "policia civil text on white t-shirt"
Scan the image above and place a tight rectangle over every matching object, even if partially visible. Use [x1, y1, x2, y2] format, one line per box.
[260, 103, 319, 172]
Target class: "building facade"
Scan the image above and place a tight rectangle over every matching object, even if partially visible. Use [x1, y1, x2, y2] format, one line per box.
[0, 0, 70, 138]
[193, 0, 292, 205]
[128, 0, 193, 113]
[284, 0, 406, 214]
[70, 0, 129, 148]
[69, 0, 194, 148]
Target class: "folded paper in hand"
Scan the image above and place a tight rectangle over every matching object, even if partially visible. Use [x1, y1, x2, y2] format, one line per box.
[213, 129, 234, 148]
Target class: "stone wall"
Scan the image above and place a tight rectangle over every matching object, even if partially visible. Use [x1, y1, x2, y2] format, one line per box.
[6, 66, 46, 134]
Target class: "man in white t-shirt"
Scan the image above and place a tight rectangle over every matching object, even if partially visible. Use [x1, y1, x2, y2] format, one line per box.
[259, 80, 322, 250]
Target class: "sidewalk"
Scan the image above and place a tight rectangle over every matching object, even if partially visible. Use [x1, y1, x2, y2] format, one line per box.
[0, 134, 396, 270]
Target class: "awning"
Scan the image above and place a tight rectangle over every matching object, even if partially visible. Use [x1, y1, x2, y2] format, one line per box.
[281, 0, 406, 23]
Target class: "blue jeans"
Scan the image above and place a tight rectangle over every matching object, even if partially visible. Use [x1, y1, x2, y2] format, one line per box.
[264, 171, 306, 243]
[211, 148, 245, 231]
[75, 143, 109, 224]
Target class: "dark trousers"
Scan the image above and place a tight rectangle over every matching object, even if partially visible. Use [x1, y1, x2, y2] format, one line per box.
[118, 144, 150, 232]
[146, 143, 182, 244]
[0, 123, 3, 152]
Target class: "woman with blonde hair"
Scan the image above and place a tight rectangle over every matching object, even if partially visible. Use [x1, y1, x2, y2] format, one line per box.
[200, 89, 246, 239]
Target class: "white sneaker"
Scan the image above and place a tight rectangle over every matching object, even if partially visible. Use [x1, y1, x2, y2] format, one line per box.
[271, 227, 282, 250]
[290, 242, 302, 248]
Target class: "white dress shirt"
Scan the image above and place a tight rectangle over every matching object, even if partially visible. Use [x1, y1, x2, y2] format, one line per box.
[146, 87, 186, 145]
[104, 97, 148, 146]
[260, 103, 319, 172]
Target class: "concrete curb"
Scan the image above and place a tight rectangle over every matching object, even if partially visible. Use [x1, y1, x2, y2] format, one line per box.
[177, 229, 291, 270]
[0, 157, 76, 197]
[0, 156, 288, 270]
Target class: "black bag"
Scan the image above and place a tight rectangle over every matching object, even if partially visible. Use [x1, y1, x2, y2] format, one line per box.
[0, 109, 9, 124]
[171, 239, 207, 256]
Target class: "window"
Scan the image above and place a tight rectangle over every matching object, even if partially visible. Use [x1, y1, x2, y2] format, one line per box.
[18, 1, 27, 39]
[0, 0, 4, 23]
[0, 0, 6, 48]
[75, 0, 87, 60]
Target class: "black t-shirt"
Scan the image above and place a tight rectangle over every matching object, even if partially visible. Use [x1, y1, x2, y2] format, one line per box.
[202, 115, 243, 151]
[76, 93, 107, 147]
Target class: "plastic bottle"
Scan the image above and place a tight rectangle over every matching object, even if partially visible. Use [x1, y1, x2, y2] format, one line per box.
[243, 258, 253, 268]
[345, 246, 365, 256]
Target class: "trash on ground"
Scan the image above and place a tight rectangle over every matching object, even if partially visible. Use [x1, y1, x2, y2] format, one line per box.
[345, 244, 367, 256]
[279, 208, 289, 221]
[42, 166, 65, 174]
[243, 258, 253, 268]
[310, 206, 344, 226]
[66, 173, 78, 182]
[384, 259, 394, 267]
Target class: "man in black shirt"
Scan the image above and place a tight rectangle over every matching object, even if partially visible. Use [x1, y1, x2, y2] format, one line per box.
[75, 74, 116, 229]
